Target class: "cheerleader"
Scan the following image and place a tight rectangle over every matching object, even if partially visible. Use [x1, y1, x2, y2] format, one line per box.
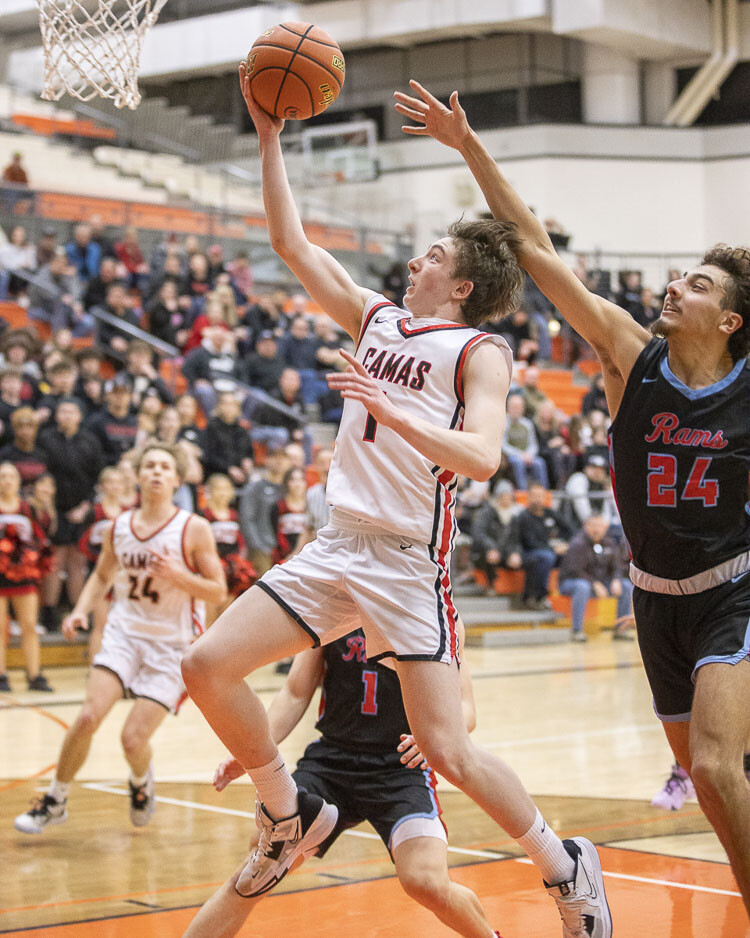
[0, 462, 54, 692]
[201, 474, 256, 625]
[270, 466, 309, 565]
[77, 466, 124, 658]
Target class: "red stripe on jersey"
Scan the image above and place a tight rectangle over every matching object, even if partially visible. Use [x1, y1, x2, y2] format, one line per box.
[397, 320, 470, 337]
[355, 300, 395, 352]
[437, 556, 458, 660]
[190, 598, 204, 637]
[454, 333, 490, 405]
[425, 766, 447, 834]
[181, 514, 198, 572]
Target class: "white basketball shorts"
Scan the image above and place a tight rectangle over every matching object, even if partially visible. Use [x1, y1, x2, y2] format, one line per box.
[93, 622, 187, 713]
[258, 513, 459, 663]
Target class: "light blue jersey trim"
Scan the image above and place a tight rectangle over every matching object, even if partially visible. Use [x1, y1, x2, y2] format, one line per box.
[660, 355, 746, 400]
[653, 700, 692, 723]
[387, 767, 439, 850]
[692, 616, 750, 681]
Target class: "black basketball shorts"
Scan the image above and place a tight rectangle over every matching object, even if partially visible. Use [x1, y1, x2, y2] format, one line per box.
[634, 571, 750, 721]
[292, 738, 446, 859]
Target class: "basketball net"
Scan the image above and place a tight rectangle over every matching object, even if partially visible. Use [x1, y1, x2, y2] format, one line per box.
[36, 0, 169, 110]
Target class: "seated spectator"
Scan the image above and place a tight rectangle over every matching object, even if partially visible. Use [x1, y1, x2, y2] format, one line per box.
[0, 330, 40, 391]
[534, 400, 571, 489]
[563, 454, 616, 530]
[145, 280, 184, 347]
[122, 339, 173, 407]
[227, 250, 253, 302]
[277, 315, 326, 407]
[175, 393, 205, 451]
[0, 407, 48, 494]
[381, 261, 407, 306]
[0, 366, 25, 445]
[206, 244, 226, 286]
[93, 282, 141, 359]
[182, 326, 244, 416]
[238, 443, 291, 575]
[145, 249, 188, 302]
[491, 307, 538, 362]
[114, 226, 149, 291]
[518, 365, 549, 419]
[135, 398, 158, 446]
[271, 466, 309, 565]
[243, 330, 284, 396]
[558, 514, 634, 642]
[1, 152, 32, 214]
[37, 398, 103, 630]
[117, 450, 139, 510]
[65, 222, 101, 285]
[2, 152, 29, 187]
[186, 251, 211, 301]
[34, 227, 59, 270]
[470, 481, 523, 593]
[74, 346, 103, 391]
[84, 375, 138, 465]
[242, 291, 290, 344]
[184, 294, 232, 353]
[82, 256, 122, 311]
[581, 373, 608, 418]
[153, 409, 204, 510]
[35, 358, 80, 427]
[502, 393, 549, 490]
[249, 367, 310, 460]
[515, 482, 571, 609]
[202, 391, 254, 486]
[560, 413, 588, 476]
[615, 270, 643, 318]
[28, 249, 93, 337]
[0, 225, 36, 300]
[629, 286, 661, 329]
[88, 214, 116, 261]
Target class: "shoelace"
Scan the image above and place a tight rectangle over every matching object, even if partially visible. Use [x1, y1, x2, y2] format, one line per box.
[130, 783, 149, 807]
[27, 794, 57, 816]
[554, 895, 591, 937]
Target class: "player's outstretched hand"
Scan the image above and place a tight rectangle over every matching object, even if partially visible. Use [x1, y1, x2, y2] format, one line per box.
[398, 734, 429, 770]
[62, 612, 89, 641]
[238, 61, 284, 136]
[214, 756, 245, 792]
[327, 349, 398, 427]
[394, 80, 470, 150]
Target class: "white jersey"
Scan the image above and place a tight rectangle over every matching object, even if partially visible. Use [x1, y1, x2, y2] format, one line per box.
[108, 507, 205, 646]
[326, 294, 512, 548]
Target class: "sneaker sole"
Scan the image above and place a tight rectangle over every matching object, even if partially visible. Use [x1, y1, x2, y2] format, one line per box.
[14, 811, 68, 834]
[573, 837, 613, 938]
[235, 800, 339, 898]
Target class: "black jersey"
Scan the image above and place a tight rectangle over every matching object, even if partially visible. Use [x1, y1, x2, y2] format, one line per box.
[609, 339, 750, 580]
[316, 630, 408, 754]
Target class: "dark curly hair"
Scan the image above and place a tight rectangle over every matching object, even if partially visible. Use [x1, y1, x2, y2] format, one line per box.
[701, 243, 750, 362]
[446, 219, 524, 328]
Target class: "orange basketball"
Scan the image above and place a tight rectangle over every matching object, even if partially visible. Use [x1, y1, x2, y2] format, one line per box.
[246, 22, 345, 121]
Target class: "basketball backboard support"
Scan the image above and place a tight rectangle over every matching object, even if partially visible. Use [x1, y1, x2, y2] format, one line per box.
[301, 119, 379, 185]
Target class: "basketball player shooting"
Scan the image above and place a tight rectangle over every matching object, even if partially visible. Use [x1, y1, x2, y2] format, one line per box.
[14, 443, 226, 835]
[393, 79, 750, 919]
[180, 63, 612, 937]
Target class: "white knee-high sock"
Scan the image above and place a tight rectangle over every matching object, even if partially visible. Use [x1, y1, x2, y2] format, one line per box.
[516, 810, 576, 885]
[246, 751, 298, 820]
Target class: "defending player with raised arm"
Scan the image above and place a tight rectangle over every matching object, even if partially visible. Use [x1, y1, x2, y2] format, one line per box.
[394, 80, 750, 918]
[180, 65, 612, 938]
[184, 625, 507, 938]
[15, 442, 226, 835]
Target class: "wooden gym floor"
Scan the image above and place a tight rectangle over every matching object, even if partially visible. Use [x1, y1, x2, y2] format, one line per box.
[2, 636, 748, 936]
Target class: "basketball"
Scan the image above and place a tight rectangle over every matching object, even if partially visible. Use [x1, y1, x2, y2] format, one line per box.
[246, 22, 345, 121]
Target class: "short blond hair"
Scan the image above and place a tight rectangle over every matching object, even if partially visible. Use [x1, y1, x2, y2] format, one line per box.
[136, 440, 187, 482]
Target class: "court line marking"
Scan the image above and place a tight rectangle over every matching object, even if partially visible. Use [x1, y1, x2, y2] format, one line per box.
[82, 783, 742, 898]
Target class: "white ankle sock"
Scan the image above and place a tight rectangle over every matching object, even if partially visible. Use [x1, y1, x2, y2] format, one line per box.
[48, 778, 69, 803]
[517, 810, 576, 885]
[130, 771, 150, 788]
[247, 752, 298, 820]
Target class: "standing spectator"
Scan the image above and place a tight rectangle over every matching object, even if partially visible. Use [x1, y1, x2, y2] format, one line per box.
[1, 152, 31, 214]
[0, 408, 48, 494]
[93, 283, 141, 359]
[34, 227, 59, 269]
[581, 373, 608, 418]
[277, 315, 326, 407]
[470, 481, 523, 592]
[558, 514, 634, 642]
[82, 256, 121, 312]
[271, 466, 309, 565]
[182, 327, 244, 417]
[0, 367, 25, 445]
[65, 223, 101, 285]
[37, 399, 103, 630]
[122, 340, 173, 408]
[502, 392, 549, 490]
[201, 473, 256, 625]
[249, 368, 310, 460]
[227, 250, 254, 302]
[145, 280, 184, 347]
[85, 376, 138, 465]
[238, 444, 290, 575]
[35, 359, 80, 427]
[0, 462, 54, 692]
[515, 482, 571, 609]
[243, 330, 284, 394]
[175, 393, 205, 451]
[563, 454, 616, 529]
[202, 391, 254, 486]
[114, 226, 149, 291]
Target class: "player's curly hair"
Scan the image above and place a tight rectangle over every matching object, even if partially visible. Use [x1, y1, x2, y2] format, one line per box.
[447, 219, 524, 328]
[702, 243, 750, 361]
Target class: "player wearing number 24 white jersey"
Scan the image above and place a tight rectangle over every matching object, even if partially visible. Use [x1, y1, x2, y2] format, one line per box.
[14, 443, 225, 837]
[179, 68, 613, 938]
